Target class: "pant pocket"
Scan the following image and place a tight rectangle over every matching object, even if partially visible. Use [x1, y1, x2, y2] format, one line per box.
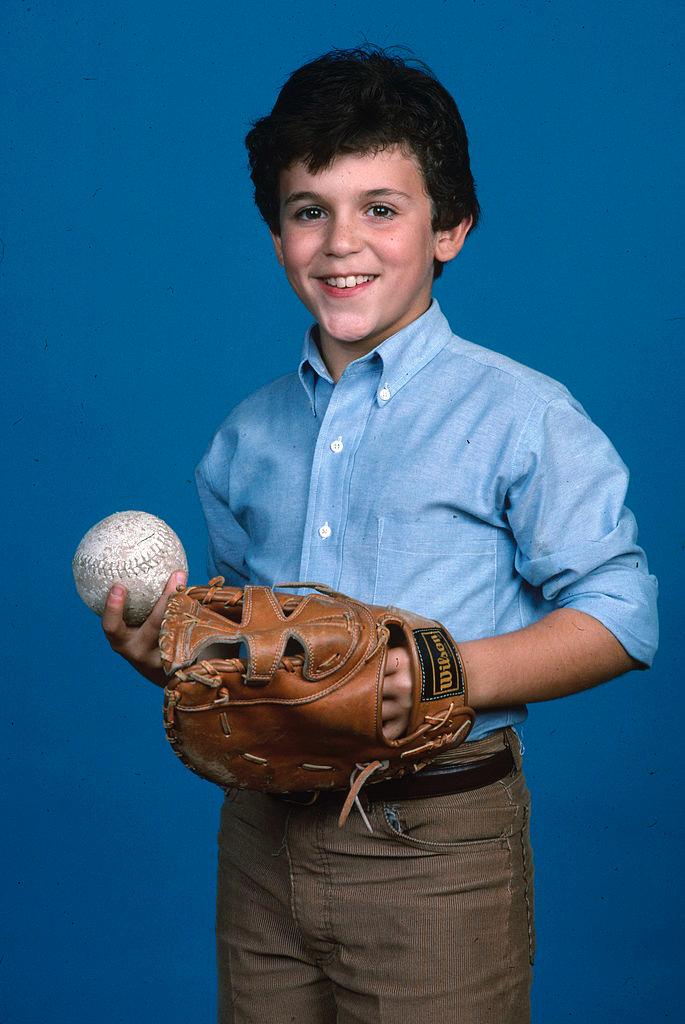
[379, 771, 527, 850]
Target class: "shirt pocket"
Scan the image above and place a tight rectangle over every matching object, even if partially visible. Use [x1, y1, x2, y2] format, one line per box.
[372, 512, 497, 633]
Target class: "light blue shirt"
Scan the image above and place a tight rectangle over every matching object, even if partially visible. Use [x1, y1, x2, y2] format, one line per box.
[196, 300, 658, 740]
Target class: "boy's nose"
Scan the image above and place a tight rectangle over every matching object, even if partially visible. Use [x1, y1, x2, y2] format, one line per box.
[323, 216, 363, 257]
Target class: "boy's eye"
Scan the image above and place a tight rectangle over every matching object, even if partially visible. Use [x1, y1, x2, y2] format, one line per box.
[295, 206, 326, 221]
[367, 204, 395, 218]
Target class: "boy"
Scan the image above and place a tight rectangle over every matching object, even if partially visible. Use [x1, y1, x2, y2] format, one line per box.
[103, 47, 658, 1023]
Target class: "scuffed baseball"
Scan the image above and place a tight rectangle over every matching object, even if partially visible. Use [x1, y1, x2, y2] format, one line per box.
[73, 511, 188, 625]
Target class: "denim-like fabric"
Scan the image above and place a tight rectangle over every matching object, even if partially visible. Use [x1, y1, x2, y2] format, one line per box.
[197, 300, 658, 741]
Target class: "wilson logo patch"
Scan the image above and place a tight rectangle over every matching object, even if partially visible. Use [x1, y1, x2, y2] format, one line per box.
[413, 628, 465, 702]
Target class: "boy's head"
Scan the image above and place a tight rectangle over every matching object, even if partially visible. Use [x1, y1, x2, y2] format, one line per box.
[246, 46, 479, 280]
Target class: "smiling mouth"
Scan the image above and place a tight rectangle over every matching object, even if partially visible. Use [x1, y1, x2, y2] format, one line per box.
[320, 274, 377, 289]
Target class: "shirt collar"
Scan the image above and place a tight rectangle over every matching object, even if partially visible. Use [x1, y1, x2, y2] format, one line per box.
[298, 299, 453, 413]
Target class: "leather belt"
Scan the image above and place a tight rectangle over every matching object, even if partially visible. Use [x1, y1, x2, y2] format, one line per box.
[277, 746, 515, 806]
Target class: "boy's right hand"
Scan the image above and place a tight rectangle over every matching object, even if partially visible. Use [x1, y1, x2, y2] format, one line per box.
[101, 570, 187, 687]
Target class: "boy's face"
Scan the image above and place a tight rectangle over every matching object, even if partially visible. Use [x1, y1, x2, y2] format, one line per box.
[271, 146, 470, 376]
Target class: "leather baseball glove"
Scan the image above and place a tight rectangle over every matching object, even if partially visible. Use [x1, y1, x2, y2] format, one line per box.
[159, 577, 474, 826]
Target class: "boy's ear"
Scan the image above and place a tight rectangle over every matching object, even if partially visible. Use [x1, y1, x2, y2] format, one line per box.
[433, 217, 473, 265]
[270, 230, 285, 267]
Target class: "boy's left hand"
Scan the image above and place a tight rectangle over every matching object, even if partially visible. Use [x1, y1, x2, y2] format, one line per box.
[382, 647, 413, 739]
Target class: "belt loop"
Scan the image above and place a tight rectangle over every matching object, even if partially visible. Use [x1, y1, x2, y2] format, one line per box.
[505, 726, 522, 770]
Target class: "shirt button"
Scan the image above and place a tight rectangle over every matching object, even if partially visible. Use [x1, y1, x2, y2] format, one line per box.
[330, 436, 344, 453]
[379, 384, 391, 402]
[318, 521, 332, 539]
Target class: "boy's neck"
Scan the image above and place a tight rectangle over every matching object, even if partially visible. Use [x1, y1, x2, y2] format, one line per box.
[314, 301, 433, 383]
[315, 329, 379, 383]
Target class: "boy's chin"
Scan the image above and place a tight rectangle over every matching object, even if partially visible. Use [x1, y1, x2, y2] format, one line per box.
[317, 313, 386, 348]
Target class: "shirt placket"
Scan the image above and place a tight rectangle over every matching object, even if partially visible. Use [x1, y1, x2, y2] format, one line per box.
[298, 363, 380, 587]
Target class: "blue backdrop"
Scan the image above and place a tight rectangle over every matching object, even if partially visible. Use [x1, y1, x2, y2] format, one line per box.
[3, 1, 682, 1020]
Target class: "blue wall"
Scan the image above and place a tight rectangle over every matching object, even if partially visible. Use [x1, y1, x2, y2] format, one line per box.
[3, 1, 682, 1020]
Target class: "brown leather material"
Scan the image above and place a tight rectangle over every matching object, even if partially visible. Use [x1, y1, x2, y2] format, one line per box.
[276, 747, 515, 805]
[272, 745, 511, 806]
[159, 578, 475, 797]
[359, 746, 514, 801]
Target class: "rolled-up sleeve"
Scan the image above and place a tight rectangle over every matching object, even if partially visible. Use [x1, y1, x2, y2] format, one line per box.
[195, 426, 250, 586]
[506, 396, 659, 666]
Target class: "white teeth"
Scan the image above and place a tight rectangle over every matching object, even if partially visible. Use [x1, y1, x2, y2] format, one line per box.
[323, 274, 375, 288]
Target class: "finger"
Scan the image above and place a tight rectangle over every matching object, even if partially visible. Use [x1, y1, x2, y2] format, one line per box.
[101, 584, 130, 644]
[378, 692, 401, 708]
[166, 568, 188, 592]
[384, 647, 405, 675]
[382, 674, 401, 700]
[382, 658, 412, 708]
[139, 570, 187, 637]
[381, 712, 405, 740]
[382, 700, 400, 719]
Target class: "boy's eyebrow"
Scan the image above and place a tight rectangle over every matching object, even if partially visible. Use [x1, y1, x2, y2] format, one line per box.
[364, 188, 412, 201]
[283, 187, 413, 206]
[283, 191, 325, 206]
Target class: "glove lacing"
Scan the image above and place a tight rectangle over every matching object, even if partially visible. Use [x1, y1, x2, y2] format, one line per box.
[338, 759, 390, 831]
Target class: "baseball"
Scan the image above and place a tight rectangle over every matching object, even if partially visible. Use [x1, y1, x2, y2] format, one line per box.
[72, 511, 188, 626]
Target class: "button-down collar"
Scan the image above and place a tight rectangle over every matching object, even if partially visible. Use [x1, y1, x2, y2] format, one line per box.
[298, 299, 453, 414]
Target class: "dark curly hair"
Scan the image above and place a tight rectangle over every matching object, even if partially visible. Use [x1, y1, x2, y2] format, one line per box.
[245, 47, 480, 279]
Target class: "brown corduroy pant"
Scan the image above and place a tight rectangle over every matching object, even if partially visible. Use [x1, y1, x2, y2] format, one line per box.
[216, 727, 535, 1023]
